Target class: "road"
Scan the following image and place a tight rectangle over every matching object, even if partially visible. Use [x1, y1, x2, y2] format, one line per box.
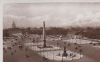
[3, 36, 100, 62]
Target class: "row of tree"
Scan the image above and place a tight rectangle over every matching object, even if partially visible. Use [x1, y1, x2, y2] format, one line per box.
[3, 27, 100, 39]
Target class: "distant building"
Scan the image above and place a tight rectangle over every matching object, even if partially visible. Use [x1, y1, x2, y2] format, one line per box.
[67, 34, 83, 39]
[3, 21, 23, 38]
[11, 21, 23, 34]
[12, 21, 17, 29]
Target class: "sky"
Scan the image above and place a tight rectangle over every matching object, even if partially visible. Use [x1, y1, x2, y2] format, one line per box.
[2, 0, 100, 3]
[3, 2, 100, 29]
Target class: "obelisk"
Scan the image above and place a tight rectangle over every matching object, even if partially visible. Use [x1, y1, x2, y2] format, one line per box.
[43, 21, 46, 47]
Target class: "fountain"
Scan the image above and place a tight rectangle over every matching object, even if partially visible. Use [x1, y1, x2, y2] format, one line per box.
[62, 42, 68, 57]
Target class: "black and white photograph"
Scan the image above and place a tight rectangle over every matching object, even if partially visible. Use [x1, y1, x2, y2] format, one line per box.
[3, 0, 100, 62]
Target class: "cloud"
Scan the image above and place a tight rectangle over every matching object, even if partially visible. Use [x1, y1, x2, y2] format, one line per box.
[3, 3, 100, 28]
